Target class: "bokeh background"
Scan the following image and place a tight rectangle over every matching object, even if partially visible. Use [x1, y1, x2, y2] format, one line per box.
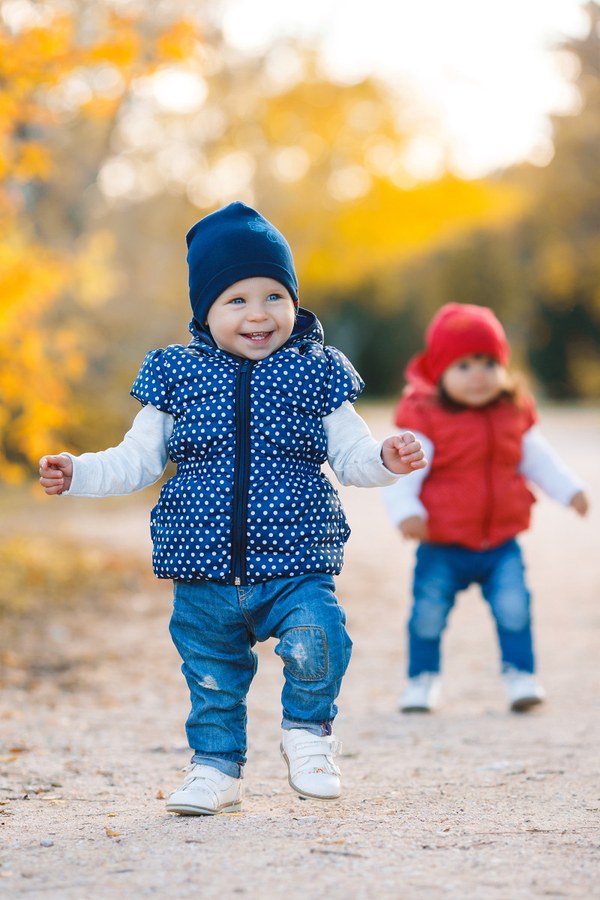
[0, 0, 598, 621]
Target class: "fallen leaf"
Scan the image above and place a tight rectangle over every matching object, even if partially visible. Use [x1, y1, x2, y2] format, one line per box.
[155, 789, 166, 800]
[105, 827, 121, 838]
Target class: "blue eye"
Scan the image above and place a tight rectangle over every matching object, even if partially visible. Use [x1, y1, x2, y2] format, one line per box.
[485, 358, 497, 369]
[229, 297, 245, 305]
[267, 293, 283, 301]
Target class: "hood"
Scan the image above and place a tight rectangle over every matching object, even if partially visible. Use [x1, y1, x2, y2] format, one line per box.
[403, 351, 438, 395]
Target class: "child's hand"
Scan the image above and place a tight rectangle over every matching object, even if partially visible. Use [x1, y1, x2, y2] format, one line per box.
[381, 432, 427, 476]
[570, 490, 589, 517]
[400, 516, 429, 541]
[39, 454, 73, 495]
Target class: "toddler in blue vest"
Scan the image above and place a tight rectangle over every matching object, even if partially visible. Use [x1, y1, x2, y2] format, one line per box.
[40, 201, 426, 815]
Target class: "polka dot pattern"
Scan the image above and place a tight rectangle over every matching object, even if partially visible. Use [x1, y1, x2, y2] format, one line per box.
[131, 319, 364, 584]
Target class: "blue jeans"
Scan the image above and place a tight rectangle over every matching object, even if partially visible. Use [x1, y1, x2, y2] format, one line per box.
[169, 573, 352, 778]
[408, 539, 534, 678]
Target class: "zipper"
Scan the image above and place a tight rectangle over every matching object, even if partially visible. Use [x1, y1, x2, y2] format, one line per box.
[481, 409, 494, 548]
[230, 359, 253, 585]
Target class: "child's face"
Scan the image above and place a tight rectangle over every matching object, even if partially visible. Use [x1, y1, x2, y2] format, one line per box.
[441, 354, 507, 407]
[206, 277, 296, 359]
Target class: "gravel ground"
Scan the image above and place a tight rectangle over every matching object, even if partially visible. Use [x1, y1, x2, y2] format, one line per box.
[1, 405, 599, 899]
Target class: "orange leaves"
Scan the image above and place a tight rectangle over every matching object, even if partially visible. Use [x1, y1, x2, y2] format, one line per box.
[70, 230, 122, 309]
[0, 7, 204, 197]
[12, 142, 52, 180]
[156, 20, 201, 62]
[0, 232, 68, 318]
[82, 26, 140, 71]
[242, 66, 530, 298]
[283, 175, 528, 295]
[0, 14, 75, 85]
[0, 7, 203, 482]
[0, 230, 71, 480]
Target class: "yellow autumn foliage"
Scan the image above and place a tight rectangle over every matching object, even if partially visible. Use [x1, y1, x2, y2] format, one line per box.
[156, 20, 202, 61]
[297, 175, 527, 292]
[0, 5, 203, 482]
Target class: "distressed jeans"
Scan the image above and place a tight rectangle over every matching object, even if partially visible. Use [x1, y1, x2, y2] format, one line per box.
[408, 539, 535, 678]
[169, 573, 352, 778]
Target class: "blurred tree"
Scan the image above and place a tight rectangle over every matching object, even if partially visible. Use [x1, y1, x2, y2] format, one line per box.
[365, 0, 600, 399]
[522, 0, 600, 396]
[211, 55, 524, 295]
[0, 1, 200, 480]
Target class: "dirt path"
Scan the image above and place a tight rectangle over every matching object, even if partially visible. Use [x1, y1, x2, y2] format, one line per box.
[1, 406, 599, 899]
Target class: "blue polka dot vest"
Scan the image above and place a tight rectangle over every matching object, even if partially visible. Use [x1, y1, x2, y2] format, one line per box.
[131, 312, 364, 585]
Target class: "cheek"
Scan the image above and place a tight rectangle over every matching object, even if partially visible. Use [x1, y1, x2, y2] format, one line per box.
[441, 372, 461, 393]
[485, 371, 503, 391]
[280, 308, 296, 333]
[206, 307, 231, 330]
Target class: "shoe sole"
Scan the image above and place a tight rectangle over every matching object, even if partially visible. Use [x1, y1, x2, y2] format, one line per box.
[510, 696, 544, 712]
[166, 800, 242, 816]
[280, 746, 341, 801]
[400, 705, 433, 713]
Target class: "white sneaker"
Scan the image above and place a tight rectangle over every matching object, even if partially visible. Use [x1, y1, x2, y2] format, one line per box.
[502, 670, 545, 712]
[400, 672, 441, 713]
[280, 728, 342, 800]
[166, 764, 242, 815]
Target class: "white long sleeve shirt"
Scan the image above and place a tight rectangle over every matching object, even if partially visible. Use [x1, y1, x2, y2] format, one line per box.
[383, 425, 585, 525]
[64, 400, 403, 497]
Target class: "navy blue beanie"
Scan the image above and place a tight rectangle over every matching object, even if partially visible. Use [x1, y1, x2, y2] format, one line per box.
[186, 202, 299, 324]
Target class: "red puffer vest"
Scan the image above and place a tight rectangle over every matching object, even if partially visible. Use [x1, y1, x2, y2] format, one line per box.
[395, 383, 537, 550]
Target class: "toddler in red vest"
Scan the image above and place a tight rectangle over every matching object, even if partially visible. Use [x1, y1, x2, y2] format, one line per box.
[384, 303, 589, 712]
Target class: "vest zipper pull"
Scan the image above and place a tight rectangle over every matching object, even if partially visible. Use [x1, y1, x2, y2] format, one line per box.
[234, 577, 241, 586]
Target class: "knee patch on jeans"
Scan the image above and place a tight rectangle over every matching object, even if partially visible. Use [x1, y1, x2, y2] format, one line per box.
[278, 626, 327, 681]
[410, 601, 449, 640]
[494, 593, 531, 633]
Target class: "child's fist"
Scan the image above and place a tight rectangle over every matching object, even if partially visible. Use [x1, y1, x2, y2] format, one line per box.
[399, 515, 429, 541]
[570, 490, 589, 517]
[381, 432, 427, 476]
[39, 454, 73, 495]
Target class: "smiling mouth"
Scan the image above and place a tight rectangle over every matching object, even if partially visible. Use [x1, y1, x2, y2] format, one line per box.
[242, 331, 273, 342]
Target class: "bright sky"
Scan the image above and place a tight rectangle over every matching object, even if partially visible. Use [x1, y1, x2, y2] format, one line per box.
[221, 0, 590, 179]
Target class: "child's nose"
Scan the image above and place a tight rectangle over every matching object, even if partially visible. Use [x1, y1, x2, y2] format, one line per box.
[247, 304, 268, 320]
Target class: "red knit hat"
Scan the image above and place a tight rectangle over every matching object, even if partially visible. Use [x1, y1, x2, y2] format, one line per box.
[407, 303, 510, 385]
